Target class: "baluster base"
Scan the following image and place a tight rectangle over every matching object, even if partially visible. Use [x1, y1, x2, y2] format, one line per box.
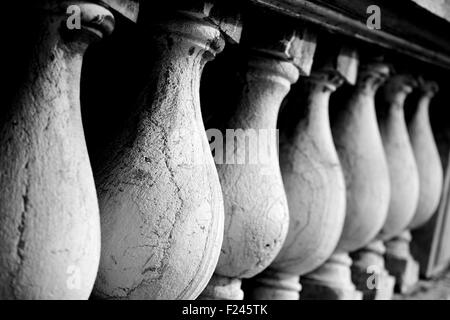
[301, 253, 363, 300]
[351, 240, 395, 300]
[351, 267, 395, 300]
[385, 231, 420, 294]
[198, 274, 244, 300]
[385, 255, 419, 294]
[244, 269, 301, 300]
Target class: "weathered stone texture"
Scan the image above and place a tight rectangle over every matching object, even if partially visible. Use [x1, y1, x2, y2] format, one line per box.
[0, 1, 114, 299]
[93, 11, 225, 300]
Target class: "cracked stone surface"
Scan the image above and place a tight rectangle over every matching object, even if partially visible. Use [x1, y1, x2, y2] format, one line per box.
[201, 52, 298, 300]
[92, 12, 225, 300]
[0, 1, 114, 299]
[213, 56, 296, 279]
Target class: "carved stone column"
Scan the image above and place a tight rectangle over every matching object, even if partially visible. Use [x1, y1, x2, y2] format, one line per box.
[0, 1, 114, 299]
[374, 75, 421, 294]
[92, 3, 234, 299]
[408, 80, 443, 230]
[244, 43, 357, 300]
[199, 18, 316, 300]
[302, 60, 391, 300]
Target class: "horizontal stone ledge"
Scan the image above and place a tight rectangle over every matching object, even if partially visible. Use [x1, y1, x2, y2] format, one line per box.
[248, 0, 450, 71]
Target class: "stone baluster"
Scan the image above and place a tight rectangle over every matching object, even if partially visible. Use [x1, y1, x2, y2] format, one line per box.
[92, 2, 239, 299]
[408, 79, 443, 281]
[351, 74, 419, 299]
[244, 42, 358, 300]
[377, 75, 420, 240]
[199, 17, 316, 300]
[408, 80, 443, 230]
[0, 1, 114, 299]
[375, 75, 421, 294]
[302, 60, 391, 300]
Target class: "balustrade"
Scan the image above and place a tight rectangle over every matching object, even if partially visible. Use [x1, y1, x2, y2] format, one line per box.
[1, 0, 449, 301]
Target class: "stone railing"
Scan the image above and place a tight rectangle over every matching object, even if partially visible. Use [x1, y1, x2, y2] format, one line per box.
[0, 0, 449, 300]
